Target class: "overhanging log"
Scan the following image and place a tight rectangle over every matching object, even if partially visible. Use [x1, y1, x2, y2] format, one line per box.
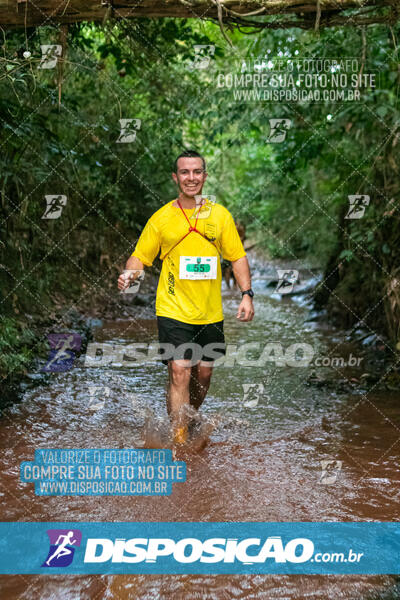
[0, 0, 398, 29]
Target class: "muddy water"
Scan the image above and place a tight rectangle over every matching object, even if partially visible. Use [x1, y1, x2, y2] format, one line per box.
[0, 265, 399, 599]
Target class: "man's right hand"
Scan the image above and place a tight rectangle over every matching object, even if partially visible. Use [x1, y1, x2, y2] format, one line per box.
[117, 257, 145, 291]
[118, 272, 131, 291]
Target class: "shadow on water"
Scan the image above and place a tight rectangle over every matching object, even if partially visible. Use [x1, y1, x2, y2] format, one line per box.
[0, 259, 399, 598]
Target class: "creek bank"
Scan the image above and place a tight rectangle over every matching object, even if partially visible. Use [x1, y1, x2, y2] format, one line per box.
[249, 249, 400, 394]
[0, 265, 160, 408]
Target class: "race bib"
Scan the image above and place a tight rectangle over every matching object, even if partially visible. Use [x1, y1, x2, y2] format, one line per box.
[179, 256, 217, 280]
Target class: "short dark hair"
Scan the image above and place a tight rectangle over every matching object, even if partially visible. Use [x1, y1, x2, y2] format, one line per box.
[173, 150, 206, 173]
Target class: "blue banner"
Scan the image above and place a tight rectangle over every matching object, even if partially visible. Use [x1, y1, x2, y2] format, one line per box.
[0, 522, 399, 574]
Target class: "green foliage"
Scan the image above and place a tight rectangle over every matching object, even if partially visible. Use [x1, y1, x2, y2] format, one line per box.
[0, 316, 36, 377]
[0, 18, 399, 347]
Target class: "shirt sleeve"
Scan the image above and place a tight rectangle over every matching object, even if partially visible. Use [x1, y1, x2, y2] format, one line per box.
[131, 218, 160, 267]
[220, 210, 247, 262]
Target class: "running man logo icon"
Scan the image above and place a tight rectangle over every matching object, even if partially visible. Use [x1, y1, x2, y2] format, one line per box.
[38, 45, 62, 69]
[188, 45, 215, 70]
[267, 119, 292, 143]
[88, 385, 110, 411]
[120, 269, 145, 294]
[192, 195, 216, 219]
[116, 119, 141, 143]
[242, 383, 268, 408]
[42, 195, 67, 219]
[275, 269, 299, 294]
[42, 529, 82, 567]
[345, 195, 370, 219]
[319, 460, 342, 485]
[42, 333, 82, 372]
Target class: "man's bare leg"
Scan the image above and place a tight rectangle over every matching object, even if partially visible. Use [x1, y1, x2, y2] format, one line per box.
[166, 360, 214, 443]
[187, 361, 213, 438]
[189, 362, 213, 410]
[166, 359, 192, 443]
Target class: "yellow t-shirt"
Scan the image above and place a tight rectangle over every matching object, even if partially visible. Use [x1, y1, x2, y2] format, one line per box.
[131, 198, 246, 324]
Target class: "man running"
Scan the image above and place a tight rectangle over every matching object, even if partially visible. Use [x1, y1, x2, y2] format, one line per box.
[118, 150, 254, 444]
[45, 531, 77, 566]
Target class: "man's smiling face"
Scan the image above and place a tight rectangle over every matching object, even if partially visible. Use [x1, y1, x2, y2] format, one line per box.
[172, 156, 207, 198]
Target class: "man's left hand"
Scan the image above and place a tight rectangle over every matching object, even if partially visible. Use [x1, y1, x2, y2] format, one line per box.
[236, 295, 254, 322]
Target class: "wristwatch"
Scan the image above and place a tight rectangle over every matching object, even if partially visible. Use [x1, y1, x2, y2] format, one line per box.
[241, 289, 254, 298]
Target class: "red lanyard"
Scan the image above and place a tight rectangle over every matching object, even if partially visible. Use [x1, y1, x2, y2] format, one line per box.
[161, 198, 216, 260]
[177, 198, 201, 232]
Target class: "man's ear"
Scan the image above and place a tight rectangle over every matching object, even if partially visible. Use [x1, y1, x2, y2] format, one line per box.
[172, 172, 178, 184]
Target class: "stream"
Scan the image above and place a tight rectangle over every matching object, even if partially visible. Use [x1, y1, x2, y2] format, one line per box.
[0, 257, 399, 599]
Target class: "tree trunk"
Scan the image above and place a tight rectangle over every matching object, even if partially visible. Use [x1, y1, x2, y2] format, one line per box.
[1, 0, 397, 29]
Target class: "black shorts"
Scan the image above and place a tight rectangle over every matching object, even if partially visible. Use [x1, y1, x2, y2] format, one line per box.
[157, 316, 226, 366]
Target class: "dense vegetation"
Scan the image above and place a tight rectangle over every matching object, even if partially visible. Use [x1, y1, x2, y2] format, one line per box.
[1, 18, 399, 381]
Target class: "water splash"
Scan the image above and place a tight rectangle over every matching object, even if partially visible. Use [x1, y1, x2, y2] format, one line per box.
[141, 403, 219, 453]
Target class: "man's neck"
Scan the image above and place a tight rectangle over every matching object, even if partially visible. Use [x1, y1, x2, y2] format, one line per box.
[174, 192, 198, 209]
